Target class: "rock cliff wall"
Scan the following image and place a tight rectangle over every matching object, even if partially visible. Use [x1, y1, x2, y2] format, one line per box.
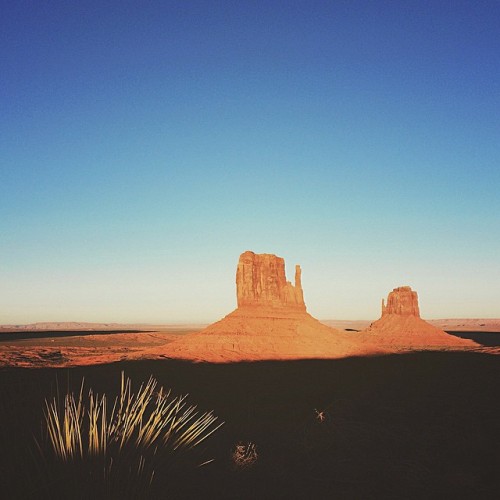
[382, 286, 420, 317]
[236, 251, 306, 310]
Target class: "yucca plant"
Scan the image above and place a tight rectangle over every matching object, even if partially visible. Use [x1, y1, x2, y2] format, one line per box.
[39, 372, 223, 498]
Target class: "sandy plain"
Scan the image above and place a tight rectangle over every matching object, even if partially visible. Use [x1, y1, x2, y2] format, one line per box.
[1, 319, 499, 368]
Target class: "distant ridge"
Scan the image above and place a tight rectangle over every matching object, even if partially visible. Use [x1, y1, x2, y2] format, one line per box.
[3, 319, 498, 333]
[0, 322, 208, 332]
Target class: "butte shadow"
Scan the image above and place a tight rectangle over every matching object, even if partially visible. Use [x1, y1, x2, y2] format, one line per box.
[159, 251, 372, 362]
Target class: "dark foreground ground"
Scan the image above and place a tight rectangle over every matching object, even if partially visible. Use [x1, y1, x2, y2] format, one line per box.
[1, 351, 499, 499]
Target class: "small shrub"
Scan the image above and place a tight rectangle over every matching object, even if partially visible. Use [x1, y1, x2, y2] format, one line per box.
[232, 441, 258, 469]
[314, 408, 329, 423]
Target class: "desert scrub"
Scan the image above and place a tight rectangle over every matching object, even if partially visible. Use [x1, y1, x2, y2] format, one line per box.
[232, 441, 258, 469]
[37, 372, 223, 499]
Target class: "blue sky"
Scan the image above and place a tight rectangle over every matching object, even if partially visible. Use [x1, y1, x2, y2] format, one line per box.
[1, 1, 499, 323]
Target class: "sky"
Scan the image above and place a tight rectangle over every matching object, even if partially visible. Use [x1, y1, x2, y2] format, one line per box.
[1, 0, 499, 323]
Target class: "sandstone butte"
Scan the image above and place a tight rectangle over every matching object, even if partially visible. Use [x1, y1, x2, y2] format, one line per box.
[0, 254, 487, 368]
[359, 286, 477, 349]
[161, 251, 371, 362]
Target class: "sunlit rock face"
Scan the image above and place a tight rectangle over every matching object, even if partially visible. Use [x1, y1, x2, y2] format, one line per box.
[161, 251, 361, 362]
[236, 251, 305, 310]
[158, 262, 478, 363]
[362, 286, 477, 349]
[381, 286, 420, 317]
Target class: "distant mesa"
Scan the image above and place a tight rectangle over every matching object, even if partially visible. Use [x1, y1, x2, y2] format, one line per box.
[361, 286, 477, 348]
[162, 251, 363, 361]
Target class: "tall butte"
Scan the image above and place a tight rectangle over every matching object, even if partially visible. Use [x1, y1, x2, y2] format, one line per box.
[236, 251, 305, 312]
[360, 286, 476, 349]
[163, 251, 362, 361]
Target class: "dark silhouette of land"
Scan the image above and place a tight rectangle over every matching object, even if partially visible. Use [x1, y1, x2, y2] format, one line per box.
[0, 329, 148, 341]
[444, 331, 500, 347]
[1, 352, 499, 499]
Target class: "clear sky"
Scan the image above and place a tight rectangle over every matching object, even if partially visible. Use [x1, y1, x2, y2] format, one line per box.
[1, 1, 499, 323]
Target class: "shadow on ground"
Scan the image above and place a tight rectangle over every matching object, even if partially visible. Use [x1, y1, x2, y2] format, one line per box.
[446, 331, 500, 347]
[0, 330, 149, 342]
[1, 351, 499, 499]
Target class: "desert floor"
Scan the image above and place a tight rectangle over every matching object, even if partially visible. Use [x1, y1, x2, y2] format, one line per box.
[1, 348, 499, 499]
[0, 327, 201, 367]
[1, 322, 499, 367]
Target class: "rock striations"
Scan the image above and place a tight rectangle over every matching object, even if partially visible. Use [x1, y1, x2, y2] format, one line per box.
[236, 251, 305, 310]
[381, 286, 419, 317]
[361, 286, 476, 349]
[162, 251, 364, 362]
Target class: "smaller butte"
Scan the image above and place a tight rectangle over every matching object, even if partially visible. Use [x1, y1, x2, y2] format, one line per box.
[360, 286, 477, 349]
